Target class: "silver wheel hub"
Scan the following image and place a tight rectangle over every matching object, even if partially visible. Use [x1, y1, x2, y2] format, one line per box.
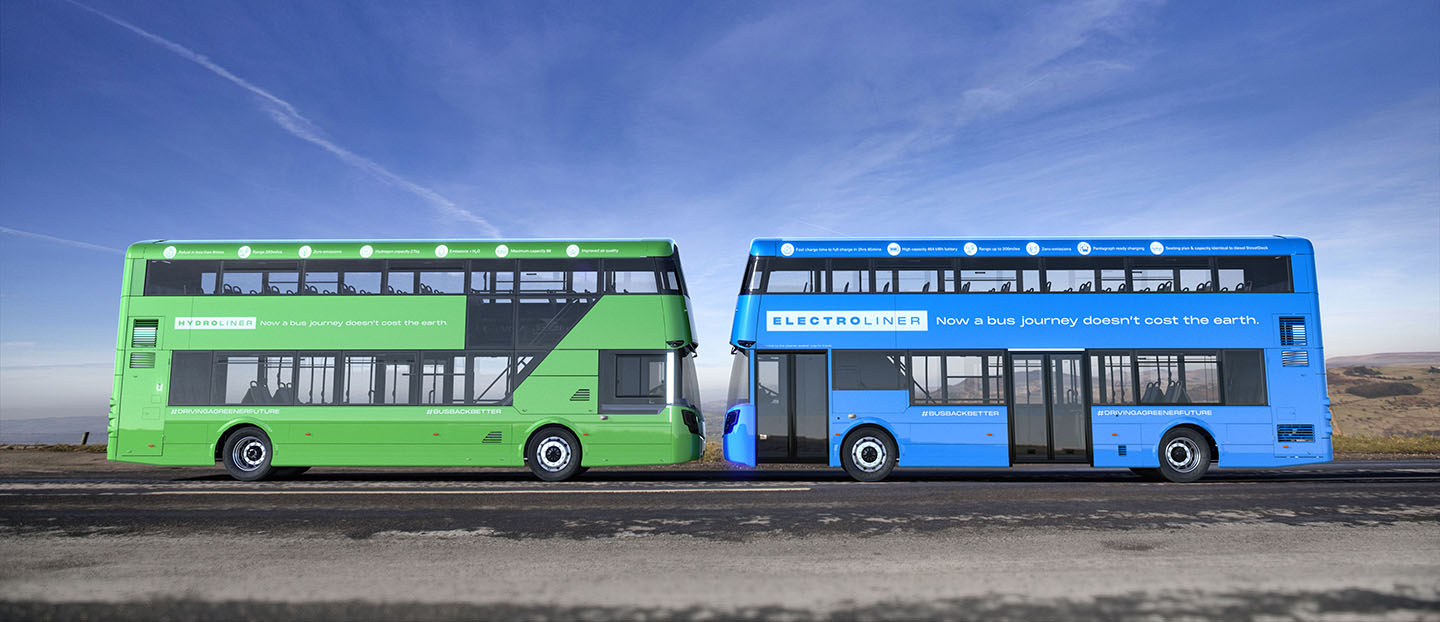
[232, 436, 267, 472]
[1165, 437, 1201, 473]
[536, 436, 572, 472]
[851, 437, 887, 473]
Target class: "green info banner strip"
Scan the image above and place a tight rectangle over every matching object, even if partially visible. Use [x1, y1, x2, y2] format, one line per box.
[131, 295, 467, 350]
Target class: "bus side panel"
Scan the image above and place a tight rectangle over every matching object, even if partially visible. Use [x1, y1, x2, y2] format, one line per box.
[828, 390, 1010, 468]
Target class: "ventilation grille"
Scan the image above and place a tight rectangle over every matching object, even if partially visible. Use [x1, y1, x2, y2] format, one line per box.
[1281, 350, 1310, 367]
[482, 430, 503, 444]
[1279, 316, 1307, 347]
[129, 352, 156, 368]
[131, 319, 158, 348]
[569, 388, 591, 402]
[1277, 424, 1315, 443]
[1118, 445, 1127, 456]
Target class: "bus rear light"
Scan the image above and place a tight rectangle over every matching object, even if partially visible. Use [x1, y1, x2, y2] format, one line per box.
[724, 409, 740, 434]
[681, 410, 701, 436]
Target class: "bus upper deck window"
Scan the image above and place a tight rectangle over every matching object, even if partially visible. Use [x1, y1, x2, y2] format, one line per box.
[607, 259, 660, 294]
[145, 260, 219, 296]
[765, 259, 823, 293]
[882, 260, 945, 293]
[829, 259, 870, 293]
[1218, 256, 1291, 293]
[470, 259, 516, 294]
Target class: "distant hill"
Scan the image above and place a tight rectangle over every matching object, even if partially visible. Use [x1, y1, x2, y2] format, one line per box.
[1327, 352, 1440, 367]
[0, 415, 107, 445]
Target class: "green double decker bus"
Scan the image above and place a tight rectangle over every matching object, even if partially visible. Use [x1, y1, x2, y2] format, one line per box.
[109, 239, 704, 481]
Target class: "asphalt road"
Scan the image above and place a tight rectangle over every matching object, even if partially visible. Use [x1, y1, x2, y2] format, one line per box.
[2, 456, 1438, 621]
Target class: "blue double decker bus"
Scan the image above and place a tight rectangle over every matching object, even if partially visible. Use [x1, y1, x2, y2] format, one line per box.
[721, 237, 1329, 482]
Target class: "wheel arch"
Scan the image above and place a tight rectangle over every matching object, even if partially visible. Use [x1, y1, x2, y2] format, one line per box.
[518, 419, 582, 462]
[212, 419, 277, 462]
[1164, 422, 1219, 464]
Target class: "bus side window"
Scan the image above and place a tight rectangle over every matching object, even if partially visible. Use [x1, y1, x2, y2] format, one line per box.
[833, 351, 906, 390]
[168, 351, 214, 405]
[340, 353, 416, 405]
[1218, 256, 1291, 293]
[1090, 353, 1134, 404]
[296, 354, 337, 405]
[145, 261, 220, 296]
[606, 259, 660, 294]
[1223, 350, 1268, 405]
[211, 354, 294, 405]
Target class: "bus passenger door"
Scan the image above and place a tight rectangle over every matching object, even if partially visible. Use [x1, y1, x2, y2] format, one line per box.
[1010, 352, 1089, 463]
[755, 352, 829, 463]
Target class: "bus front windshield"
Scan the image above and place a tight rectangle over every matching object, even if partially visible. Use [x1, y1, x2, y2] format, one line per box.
[726, 350, 750, 410]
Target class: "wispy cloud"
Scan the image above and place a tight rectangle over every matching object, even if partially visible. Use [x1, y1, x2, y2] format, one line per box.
[63, 0, 502, 237]
[0, 226, 122, 254]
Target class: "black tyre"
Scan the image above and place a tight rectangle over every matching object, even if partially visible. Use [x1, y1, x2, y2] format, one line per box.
[272, 466, 310, 479]
[1130, 467, 1164, 481]
[1156, 427, 1211, 483]
[841, 428, 897, 482]
[222, 426, 276, 482]
[526, 427, 583, 482]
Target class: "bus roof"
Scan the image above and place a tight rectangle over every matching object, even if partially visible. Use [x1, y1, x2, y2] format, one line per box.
[127, 239, 677, 261]
[748, 236, 1313, 258]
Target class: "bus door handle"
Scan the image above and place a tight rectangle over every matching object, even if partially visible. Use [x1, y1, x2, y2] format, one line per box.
[599, 415, 609, 421]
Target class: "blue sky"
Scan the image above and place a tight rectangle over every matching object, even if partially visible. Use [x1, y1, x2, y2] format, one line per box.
[1, 0, 1437, 419]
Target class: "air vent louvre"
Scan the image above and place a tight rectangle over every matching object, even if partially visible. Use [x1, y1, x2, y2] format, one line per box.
[570, 388, 591, 402]
[1118, 445, 1127, 456]
[1277, 424, 1315, 443]
[1281, 350, 1309, 367]
[482, 430, 503, 444]
[1279, 316, 1307, 347]
[131, 319, 158, 348]
[129, 352, 156, 368]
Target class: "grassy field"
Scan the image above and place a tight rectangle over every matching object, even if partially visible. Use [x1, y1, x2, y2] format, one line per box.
[1327, 364, 1440, 437]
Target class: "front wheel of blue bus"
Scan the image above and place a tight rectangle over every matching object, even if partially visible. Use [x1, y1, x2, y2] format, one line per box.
[526, 427, 583, 482]
[841, 428, 897, 483]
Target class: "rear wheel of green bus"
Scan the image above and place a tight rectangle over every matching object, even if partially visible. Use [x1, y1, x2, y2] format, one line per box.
[222, 426, 275, 482]
[526, 427, 582, 482]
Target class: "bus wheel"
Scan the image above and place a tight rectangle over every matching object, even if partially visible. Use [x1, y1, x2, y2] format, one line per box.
[1157, 428, 1211, 483]
[222, 426, 276, 482]
[841, 428, 897, 482]
[526, 427, 582, 482]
